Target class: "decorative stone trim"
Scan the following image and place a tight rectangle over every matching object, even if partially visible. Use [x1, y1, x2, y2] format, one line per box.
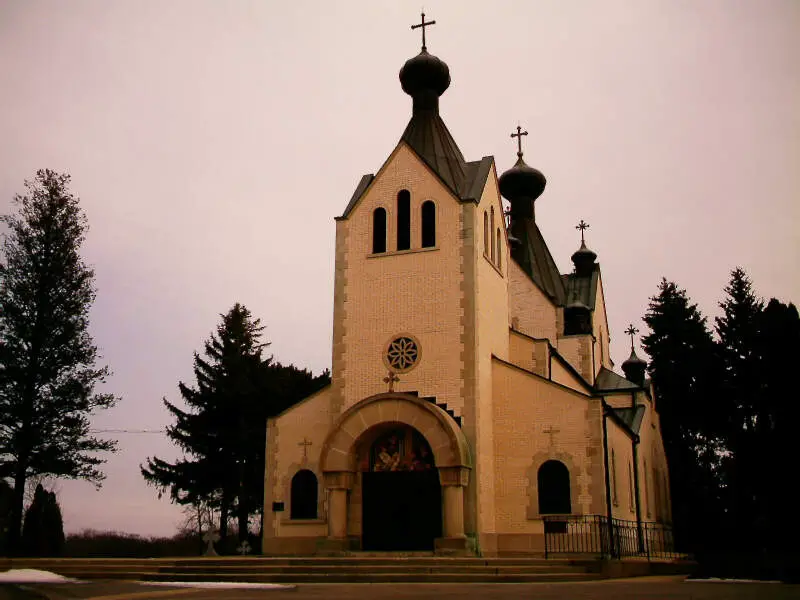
[439, 465, 470, 487]
[526, 451, 581, 520]
[323, 471, 354, 490]
[383, 334, 422, 374]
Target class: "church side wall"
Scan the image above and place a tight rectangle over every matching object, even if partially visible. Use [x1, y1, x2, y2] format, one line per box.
[471, 172, 511, 548]
[592, 272, 612, 375]
[263, 386, 334, 554]
[635, 393, 672, 523]
[508, 261, 558, 341]
[336, 144, 465, 417]
[549, 357, 591, 395]
[508, 330, 548, 376]
[554, 335, 594, 385]
[489, 359, 603, 555]
[606, 418, 637, 522]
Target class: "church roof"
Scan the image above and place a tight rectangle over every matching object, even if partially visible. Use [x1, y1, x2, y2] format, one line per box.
[611, 405, 646, 435]
[400, 113, 467, 197]
[594, 366, 640, 392]
[562, 263, 599, 310]
[511, 221, 567, 305]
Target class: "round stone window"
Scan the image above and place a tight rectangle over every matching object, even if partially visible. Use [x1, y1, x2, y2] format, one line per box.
[384, 335, 421, 373]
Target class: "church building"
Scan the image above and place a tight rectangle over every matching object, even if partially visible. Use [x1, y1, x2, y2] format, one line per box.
[262, 17, 672, 557]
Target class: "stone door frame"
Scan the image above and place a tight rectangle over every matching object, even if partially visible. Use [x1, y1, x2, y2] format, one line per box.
[319, 392, 472, 553]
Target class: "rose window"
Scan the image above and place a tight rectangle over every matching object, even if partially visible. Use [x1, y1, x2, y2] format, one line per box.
[385, 336, 420, 372]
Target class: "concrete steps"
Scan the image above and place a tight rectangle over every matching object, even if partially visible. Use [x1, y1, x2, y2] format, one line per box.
[4, 556, 602, 583]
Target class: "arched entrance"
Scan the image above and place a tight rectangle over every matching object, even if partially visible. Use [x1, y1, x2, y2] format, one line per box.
[360, 425, 442, 551]
[319, 392, 472, 554]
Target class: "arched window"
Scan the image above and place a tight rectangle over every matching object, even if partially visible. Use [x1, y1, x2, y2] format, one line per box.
[290, 469, 318, 519]
[372, 208, 387, 254]
[537, 460, 571, 514]
[421, 201, 436, 248]
[490, 207, 496, 262]
[483, 211, 489, 255]
[496, 228, 502, 270]
[397, 190, 411, 251]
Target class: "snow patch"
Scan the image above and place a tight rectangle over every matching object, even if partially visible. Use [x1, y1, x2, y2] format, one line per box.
[0, 569, 77, 583]
[142, 581, 293, 589]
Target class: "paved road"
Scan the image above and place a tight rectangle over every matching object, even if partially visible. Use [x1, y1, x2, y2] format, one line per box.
[3, 577, 799, 600]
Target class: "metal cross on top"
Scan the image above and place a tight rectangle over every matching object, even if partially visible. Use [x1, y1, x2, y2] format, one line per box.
[411, 11, 436, 51]
[576, 219, 590, 243]
[511, 125, 528, 158]
[624, 324, 639, 351]
[384, 370, 400, 392]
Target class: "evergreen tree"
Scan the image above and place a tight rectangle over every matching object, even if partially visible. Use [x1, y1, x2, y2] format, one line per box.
[714, 268, 765, 552]
[0, 170, 117, 555]
[141, 304, 329, 547]
[21, 483, 64, 556]
[642, 278, 723, 554]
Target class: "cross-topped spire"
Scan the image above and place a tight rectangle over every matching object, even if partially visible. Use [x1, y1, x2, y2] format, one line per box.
[576, 219, 589, 244]
[624, 323, 639, 352]
[511, 124, 528, 159]
[411, 11, 436, 51]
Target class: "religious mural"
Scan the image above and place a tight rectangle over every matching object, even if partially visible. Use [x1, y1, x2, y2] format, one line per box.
[364, 427, 435, 472]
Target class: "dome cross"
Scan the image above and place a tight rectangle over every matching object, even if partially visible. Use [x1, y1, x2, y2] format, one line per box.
[511, 125, 528, 159]
[411, 11, 436, 51]
[624, 323, 639, 352]
[576, 219, 590, 243]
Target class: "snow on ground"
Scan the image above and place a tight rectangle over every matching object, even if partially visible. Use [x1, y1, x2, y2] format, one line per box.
[0, 569, 77, 583]
[142, 581, 293, 589]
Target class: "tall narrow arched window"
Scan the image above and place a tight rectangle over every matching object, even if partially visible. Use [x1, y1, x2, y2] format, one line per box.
[397, 190, 410, 251]
[538, 460, 571, 514]
[290, 469, 318, 519]
[421, 201, 436, 248]
[372, 208, 387, 254]
[490, 207, 496, 262]
[483, 211, 489, 255]
[496, 228, 502, 270]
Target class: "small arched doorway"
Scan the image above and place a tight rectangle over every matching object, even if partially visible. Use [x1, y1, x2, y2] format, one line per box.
[360, 425, 442, 551]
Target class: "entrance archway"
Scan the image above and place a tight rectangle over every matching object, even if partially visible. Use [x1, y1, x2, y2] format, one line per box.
[360, 425, 442, 551]
[319, 392, 472, 553]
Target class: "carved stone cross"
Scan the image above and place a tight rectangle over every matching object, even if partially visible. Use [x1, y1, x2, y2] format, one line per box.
[236, 540, 251, 556]
[202, 529, 220, 556]
[542, 425, 560, 446]
[298, 438, 312, 460]
[383, 370, 400, 393]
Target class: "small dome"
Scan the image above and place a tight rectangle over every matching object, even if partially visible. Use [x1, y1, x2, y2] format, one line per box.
[622, 348, 647, 385]
[571, 240, 597, 275]
[498, 156, 547, 203]
[566, 299, 590, 312]
[400, 50, 450, 98]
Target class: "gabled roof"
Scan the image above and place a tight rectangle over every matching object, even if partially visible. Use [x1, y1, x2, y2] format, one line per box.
[594, 366, 639, 393]
[612, 405, 646, 435]
[510, 221, 567, 305]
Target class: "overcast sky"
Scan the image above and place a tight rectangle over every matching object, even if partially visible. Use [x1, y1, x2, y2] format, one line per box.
[1, 1, 797, 537]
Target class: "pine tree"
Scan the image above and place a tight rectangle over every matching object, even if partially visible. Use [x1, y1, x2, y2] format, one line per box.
[141, 304, 329, 548]
[0, 170, 117, 555]
[21, 483, 65, 556]
[642, 278, 724, 554]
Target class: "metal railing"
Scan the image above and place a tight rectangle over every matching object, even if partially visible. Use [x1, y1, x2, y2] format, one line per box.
[543, 515, 678, 560]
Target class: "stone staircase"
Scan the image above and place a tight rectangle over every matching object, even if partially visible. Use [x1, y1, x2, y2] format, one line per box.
[4, 556, 603, 583]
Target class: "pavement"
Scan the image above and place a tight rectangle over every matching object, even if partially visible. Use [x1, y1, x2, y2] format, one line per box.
[2, 577, 800, 600]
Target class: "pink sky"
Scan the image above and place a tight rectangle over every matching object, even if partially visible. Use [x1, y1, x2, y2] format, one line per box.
[0, 1, 798, 537]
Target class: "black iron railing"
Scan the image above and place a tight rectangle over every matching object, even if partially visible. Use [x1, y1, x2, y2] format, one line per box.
[543, 515, 678, 560]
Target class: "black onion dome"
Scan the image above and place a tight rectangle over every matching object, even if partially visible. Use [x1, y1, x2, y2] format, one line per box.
[571, 240, 597, 276]
[498, 156, 547, 202]
[622, 349, 647, 369]
[400, 50, 451, 97]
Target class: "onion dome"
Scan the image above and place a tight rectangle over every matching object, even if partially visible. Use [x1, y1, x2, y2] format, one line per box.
[564, 300, 592, 335]
[571, 240, 597, 276]
[499, 156, 547, 207]
[622, 348, 647, 386]
[400, 50, 451, 99]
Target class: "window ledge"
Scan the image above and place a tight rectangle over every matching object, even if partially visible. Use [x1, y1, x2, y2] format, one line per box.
[369, 246, 439, 258]
[482, 253, 503, 278]
[280, 518, 326, 526]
